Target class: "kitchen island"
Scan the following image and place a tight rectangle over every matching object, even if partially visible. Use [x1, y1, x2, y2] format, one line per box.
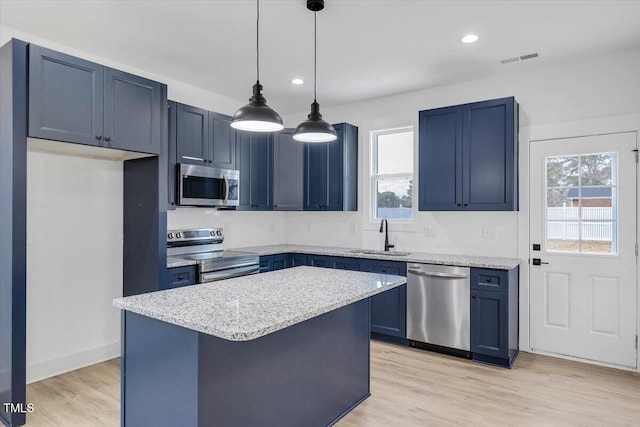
[113, 266, 406, 427]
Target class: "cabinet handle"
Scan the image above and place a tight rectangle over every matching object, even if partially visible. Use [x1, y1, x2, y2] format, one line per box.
[104, 136, 111, 142]
[95, 135, 103, 141]
[178, 275, 184, 280]
[382, 268, 387, 273]
[456, 203, 462, 207]
[472, 294, 477, 299]
[463, 203, 468, 207]
[486, 278, 492, 283]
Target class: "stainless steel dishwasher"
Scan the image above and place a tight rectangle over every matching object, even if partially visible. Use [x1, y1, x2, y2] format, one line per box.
[406, 263, 470, 352]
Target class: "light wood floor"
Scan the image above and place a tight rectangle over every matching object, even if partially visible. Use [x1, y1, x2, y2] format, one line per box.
[25, 342, 640, 426]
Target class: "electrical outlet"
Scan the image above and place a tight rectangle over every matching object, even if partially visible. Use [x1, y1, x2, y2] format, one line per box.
[483, 226, 496, 240]
[423, 227, 435, 237]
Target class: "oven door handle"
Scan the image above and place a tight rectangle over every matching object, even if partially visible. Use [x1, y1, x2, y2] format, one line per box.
[200, 264, 260, 282]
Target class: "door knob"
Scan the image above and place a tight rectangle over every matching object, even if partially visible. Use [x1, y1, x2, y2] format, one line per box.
[532, 258, 549, 266]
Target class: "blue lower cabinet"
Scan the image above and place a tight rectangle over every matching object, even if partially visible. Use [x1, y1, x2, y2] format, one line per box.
[331, 257, 364, 271]
[287, 253, 308, 267]
[259, 256, 274, 273]
[364, 260, 407, 343]
[307, 255, 333, 268]
[470, 267, 519, 367]
[273, 254, 287, 270]
[165, 265, 197, 290]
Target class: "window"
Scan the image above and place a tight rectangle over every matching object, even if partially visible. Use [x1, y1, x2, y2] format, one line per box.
[545, 152, 617, 254]
[371, 128, 414, 221]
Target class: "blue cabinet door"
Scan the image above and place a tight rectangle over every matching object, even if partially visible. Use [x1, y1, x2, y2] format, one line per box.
[250, 133, 273, 210]
[418, 105, 463, 211]
[209, 112, 236, 169]
[176, 103, 209, 165]
[470, 289, 508, 358]
[168, 101, 178, 209]
[365, 260, 407, 339]
[237, 132, 273, 211]
[273, 129, 304, 211]
[304, 141, 327, 210]
[28, 44, 104, 146]
[462, 97, 517, 211]
[331, 256, 364, 271]
[325, 124, 345, 211]
[103, 67, 162, 155]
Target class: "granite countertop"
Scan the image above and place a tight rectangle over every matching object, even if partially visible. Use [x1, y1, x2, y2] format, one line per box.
[230, 244, 521, 270]
[114, 266, 406, 341]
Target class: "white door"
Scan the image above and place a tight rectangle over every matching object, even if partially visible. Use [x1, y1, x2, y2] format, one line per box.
[530, 132, 638, 368]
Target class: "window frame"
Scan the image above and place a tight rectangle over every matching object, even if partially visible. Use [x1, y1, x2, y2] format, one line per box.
[369, 126, 415, 224]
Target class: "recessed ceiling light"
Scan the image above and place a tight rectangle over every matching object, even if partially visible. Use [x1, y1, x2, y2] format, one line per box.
[461, 34, 479, 44]
[291, 78, 304, 85]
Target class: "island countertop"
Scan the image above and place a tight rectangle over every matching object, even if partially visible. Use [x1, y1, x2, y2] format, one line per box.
[113, 266, 406, 341]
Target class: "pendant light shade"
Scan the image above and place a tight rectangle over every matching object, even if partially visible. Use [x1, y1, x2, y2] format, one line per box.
[293, 101, 337, 142]
[231, 81, 283, 132]
[231, 0, 283, 132]
[294, 0, 336, 143]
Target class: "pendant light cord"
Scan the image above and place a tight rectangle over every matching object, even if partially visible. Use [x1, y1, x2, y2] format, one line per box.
[256, 0, 260, 82]
[314, 11, 317, 102]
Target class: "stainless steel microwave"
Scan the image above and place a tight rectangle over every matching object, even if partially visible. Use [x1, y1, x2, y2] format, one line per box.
[178, 164, 239, 207]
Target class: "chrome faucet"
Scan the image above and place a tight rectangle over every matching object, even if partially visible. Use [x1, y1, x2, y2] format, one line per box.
[379, 219, 395, 252]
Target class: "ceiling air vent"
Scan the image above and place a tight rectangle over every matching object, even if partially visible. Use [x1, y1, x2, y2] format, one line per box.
[500, 52, 540, 64]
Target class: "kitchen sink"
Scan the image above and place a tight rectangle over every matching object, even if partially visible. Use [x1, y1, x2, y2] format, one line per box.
[349, 249, 411, 257]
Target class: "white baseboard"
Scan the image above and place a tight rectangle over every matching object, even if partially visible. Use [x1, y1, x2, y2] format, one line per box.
[27, 341, 121, 384]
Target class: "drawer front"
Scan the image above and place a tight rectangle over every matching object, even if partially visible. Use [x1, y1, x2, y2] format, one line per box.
[166, 265, 197, 289]
[259, 255, 274, 273]
[273, 254, 287, 270]
[307, 255, 333, 268]
[471, 268, 509, 292]
[332, 257, 365, 271]
[287, 253, 308, 267]
[365, 260, 407, 277]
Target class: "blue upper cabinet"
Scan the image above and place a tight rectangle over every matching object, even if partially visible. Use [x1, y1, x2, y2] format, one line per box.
[303, 123, 358, 211]
[175, 104, 236, 169]
[273, 129, 304, 211]
[28, 44, 163, 155]
[176, 103, 209, 165]
[29, 45, 103, 147]
[418, 97, 518, 211]
[209, 112, 236, 169]
[236, 131, 273, 211]
[103, 67, 162, 154]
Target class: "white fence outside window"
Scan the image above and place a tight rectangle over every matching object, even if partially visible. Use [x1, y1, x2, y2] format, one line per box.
[547, 207, 614, 241]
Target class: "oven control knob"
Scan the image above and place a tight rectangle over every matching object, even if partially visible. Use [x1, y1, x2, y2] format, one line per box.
[210, 231, 215, 236]
[176, 232, 182, 238]
[216, 230, 223, 236]
[167, 233, 174, 240]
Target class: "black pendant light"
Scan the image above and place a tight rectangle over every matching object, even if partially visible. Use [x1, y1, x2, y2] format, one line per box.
[293, 0, 337, 142]
[231, 0, 284, 132]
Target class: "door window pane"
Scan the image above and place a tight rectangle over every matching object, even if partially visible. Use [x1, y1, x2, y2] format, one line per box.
[545, 153, 617, 255]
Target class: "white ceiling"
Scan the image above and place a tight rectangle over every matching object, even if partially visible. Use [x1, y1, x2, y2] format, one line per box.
[2, 0, 640, 114]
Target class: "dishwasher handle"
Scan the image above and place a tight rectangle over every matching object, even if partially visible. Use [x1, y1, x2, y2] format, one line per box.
[407, 269, 469, 279]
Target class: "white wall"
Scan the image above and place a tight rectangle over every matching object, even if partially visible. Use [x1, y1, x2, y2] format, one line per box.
[26, 150, 123, 383]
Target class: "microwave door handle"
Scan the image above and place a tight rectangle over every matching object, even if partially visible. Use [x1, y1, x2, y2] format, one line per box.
[223, 175, 229, 204]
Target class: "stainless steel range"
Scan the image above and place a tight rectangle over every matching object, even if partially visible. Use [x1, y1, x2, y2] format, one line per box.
[167, 228, 259, 283]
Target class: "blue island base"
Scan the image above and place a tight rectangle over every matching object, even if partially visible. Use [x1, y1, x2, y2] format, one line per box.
[122, 299, 371, 427]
